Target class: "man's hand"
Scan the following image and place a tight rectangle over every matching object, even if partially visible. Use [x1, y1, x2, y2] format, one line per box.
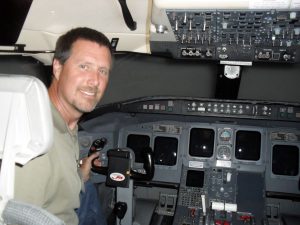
[80, 152, 101, 182]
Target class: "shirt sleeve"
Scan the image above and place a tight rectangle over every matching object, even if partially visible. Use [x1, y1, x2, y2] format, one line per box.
[14, 153, 52, 207]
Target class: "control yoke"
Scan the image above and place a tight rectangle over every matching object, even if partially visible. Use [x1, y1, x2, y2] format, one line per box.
[88, 137, 108, 175]
[88, 138, 155, 186]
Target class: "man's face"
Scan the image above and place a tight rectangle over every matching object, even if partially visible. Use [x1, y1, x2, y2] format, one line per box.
[53, 39, 111, 114]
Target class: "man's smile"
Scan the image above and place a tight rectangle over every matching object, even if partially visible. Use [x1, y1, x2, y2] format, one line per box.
[79, 89, 98, 97]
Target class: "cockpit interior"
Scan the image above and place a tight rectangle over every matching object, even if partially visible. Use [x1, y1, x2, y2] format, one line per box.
[1, 0, 300, 225]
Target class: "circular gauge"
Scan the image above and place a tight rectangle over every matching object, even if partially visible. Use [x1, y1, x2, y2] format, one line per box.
[219, 129, 232, 142]
[217, 145, 232, 160]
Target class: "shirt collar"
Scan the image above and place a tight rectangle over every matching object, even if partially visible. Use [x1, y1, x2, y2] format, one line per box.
[50, 102, 78, 136]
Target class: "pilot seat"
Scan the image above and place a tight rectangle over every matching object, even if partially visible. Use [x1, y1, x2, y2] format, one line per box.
[0, 74, 64, 225]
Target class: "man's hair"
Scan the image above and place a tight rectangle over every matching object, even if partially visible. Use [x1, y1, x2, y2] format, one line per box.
[53, 27, 112, 64]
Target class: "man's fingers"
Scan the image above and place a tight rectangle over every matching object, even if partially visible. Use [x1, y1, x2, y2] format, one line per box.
[86, 152, 100, 163]
[92, 158, 101, 167]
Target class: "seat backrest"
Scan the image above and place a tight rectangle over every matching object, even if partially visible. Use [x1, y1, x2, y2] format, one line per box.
[0, 74, 64, 225]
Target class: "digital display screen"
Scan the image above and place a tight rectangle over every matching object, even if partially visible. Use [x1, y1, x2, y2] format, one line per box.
[189, 128, 214, 157]
[272, 145, 299, 176]
[186, 170, 205, 188]
[235, 130, 261, 161]
[154, 136, 178, 166]
[127, 134, 150, 163]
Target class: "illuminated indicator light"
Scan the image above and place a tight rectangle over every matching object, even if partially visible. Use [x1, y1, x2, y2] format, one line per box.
[198, 107, 205, 112]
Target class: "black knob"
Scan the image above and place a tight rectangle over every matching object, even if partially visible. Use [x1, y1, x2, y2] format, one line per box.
[113, 202, 127, 220]
[88, 138, 107, 156]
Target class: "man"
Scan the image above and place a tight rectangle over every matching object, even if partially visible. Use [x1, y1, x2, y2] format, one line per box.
[14, 27, 112, 225]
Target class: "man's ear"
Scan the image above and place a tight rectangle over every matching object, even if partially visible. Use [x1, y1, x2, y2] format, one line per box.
[53, 59, 62, 80]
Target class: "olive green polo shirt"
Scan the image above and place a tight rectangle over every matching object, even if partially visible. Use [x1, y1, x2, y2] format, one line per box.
[15, 103, 82, 225]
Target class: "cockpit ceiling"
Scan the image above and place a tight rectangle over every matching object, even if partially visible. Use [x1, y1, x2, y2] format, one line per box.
[15, 0, 150, 63]
[2, 0, 300, 65]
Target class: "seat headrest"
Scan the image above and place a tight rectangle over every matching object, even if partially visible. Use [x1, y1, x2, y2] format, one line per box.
[0, 74, 53, 165]
[0, 74, 53, 213]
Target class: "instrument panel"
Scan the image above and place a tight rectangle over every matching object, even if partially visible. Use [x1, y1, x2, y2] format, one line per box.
[78, 98, 300, 224]
[118, 122, 266, 177]
[120, 98, 300, 122]
[79, 98, 300, 195]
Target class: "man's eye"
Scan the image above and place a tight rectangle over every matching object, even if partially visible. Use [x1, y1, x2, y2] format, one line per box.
[79, 64, 89, 70]
[99, 68, 108, 76]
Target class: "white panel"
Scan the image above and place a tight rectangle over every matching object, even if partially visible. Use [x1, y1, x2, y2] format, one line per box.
[16, 0, 150, 64]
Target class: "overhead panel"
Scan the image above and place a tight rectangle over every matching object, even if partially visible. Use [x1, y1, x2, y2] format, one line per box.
[150, 0, 300, 63]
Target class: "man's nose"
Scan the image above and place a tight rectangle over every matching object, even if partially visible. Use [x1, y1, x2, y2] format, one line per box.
[87, 70, 100, 86]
